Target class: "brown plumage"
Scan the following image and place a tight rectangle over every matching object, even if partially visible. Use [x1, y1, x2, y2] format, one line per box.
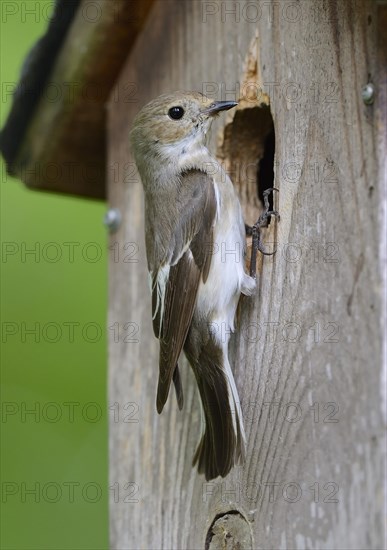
[130, 92, 256, 480]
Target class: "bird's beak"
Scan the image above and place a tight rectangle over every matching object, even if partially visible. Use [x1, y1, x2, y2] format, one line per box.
[202, 100, 238, 116]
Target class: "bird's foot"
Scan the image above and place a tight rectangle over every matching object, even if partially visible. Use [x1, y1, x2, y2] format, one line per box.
[246, 188, 280, 278]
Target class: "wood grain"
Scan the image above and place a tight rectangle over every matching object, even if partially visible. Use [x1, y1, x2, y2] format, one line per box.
[107, 1, 385, 548]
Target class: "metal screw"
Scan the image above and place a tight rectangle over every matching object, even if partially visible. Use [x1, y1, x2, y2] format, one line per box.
[103, 208, 122, 232]
[361, 83, 375, 105]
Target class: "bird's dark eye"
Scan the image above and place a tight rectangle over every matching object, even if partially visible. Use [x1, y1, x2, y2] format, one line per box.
[168, 106, 185, 120]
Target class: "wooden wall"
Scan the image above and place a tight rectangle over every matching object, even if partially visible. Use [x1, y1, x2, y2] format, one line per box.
[107, 1, 385, 548]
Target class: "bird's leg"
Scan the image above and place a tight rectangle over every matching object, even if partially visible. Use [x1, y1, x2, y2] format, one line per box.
[246, 188, 280, 278]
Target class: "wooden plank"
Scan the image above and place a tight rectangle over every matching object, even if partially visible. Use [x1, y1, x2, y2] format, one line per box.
[8, 0, 154, 198]
[107, 1, 385, 548]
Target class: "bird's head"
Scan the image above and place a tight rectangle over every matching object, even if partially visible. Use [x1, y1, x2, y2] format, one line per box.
[130, 91, 237, 163]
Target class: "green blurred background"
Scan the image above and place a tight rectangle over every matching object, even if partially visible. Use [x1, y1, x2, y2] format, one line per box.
[1, 1, 108, 548]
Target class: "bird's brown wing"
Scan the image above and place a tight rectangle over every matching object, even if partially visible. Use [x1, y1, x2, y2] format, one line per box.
[151, 169, 217, 413]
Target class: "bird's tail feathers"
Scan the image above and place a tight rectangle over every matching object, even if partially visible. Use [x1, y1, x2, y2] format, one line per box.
[188, 340, 245, 481]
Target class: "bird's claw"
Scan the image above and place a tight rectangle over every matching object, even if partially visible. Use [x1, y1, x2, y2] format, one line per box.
[247, 188, 280, 278]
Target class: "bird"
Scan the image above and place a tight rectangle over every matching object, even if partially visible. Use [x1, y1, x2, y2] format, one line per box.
[130, 91, 256, 481]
